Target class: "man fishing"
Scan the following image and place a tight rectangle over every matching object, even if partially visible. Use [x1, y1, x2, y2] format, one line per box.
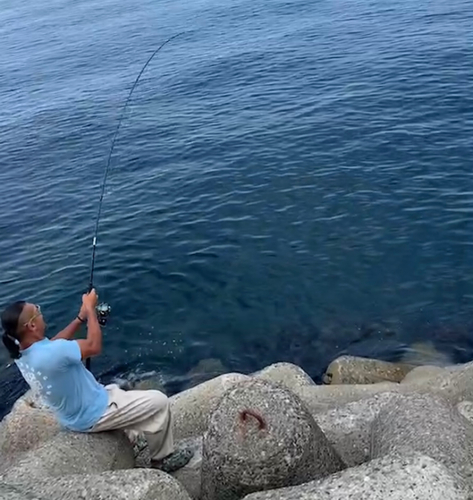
[1, 290, 192, 472]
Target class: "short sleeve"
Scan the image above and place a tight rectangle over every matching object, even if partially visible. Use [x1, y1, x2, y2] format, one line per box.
[52, 339, 82, 366]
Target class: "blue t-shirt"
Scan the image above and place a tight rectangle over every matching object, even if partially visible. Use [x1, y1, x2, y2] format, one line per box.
[15, 338, 108, 431]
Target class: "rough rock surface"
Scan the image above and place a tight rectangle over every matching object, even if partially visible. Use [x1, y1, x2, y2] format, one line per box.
[401, 364, 451, 384]
[405, 361, 473, 404]
[171, 437, 203, 500]
[171, 373, 250, 441]
[0, 482, 43, 500]
[298, 360, 473, 413]
[323, 355, 413, 384]
[4, 470, 191, 500]
[371, 392, 473, 486]
[253, 362, 315, 396]
[2, 430, 135, 484]
[0, 397, 61, 472]
[201, 378, 344, 500]
[297, 381, 401, 414]
[242, 453, 468, 500]
[457, 401, 473, 424]
[314, 392, 402, 467]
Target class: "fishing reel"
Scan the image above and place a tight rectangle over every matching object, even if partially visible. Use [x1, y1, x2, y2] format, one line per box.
[96, 302, 111, 326]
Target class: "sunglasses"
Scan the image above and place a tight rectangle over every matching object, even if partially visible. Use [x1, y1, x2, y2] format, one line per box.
[23, 304, 42, 327]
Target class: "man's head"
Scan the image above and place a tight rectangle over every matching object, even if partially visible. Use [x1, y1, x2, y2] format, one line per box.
[1, 302, 46, 359]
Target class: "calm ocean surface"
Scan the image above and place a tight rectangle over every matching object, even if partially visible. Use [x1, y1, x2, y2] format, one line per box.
[0, 0, 472, 417]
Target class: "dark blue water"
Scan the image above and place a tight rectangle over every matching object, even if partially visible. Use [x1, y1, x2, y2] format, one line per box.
[1, 0, 472, 417]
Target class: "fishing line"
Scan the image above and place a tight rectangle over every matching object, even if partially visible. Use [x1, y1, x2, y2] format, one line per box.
[86, 32, 185, 370]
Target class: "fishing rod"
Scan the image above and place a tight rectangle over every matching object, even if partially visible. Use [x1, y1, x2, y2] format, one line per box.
[85, 32, 185, 370]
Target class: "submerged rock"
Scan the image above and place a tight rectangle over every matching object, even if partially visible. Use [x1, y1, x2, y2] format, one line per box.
[400, 341, 454, 367]
[201, 378, 344, 500]
[184, 359, 228, 390]
[243, 452, 468, 500]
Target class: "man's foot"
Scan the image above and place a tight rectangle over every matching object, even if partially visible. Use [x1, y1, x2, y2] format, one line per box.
[151, 447, 194, 473]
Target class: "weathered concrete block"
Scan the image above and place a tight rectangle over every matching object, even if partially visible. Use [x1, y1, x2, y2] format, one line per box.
[6, 469, 191, 500]
[323, 355, 413, 385]
[301, 358, 473, 412]
[171, 373, 250, 441]
[2, 430, 135, 484]
[457, 401, 473, 424]
[371, 392, 473, 486]
[0, 398, 61, 472]
[201, 378, 344, 500]
[315, 392, 402, 467]
[0, 482, 43, 500]
[242, 452, 468, 500]
[404, 361, 473, 404]
[401, 364, 451, 384]
[171, 437, 203, 500]
[253, 363, 315, 396]
[297, 381, 400, 414]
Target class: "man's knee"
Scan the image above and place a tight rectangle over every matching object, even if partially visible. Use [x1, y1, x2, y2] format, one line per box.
[149, 390, 170, 414]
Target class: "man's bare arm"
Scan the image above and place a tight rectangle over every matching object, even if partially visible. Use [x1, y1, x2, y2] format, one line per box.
[51, 317, 85, 341]
[76, 292, 102, 359]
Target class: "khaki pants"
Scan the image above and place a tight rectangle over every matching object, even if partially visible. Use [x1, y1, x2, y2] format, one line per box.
[89, 384, 174, 462]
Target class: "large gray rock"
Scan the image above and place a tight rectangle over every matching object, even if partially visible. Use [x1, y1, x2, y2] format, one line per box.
[132, 434, 203, 499]
[253, 363, 315, 396]
[242, 452, 468, 500]
[171, 373, 250, 441]
[5, 469, 191, 500]
[314, 392, 402, 467]
[0, 482, 43, 500]
[371, 392, 473, 486]
[20, 389, 50, 410]
[201, 378, 344, 500]
[2, 430, 135, 484]
[0, 397, 61, 472]
[299, 359, 473, 413]
[405, 361, 473, 404]
[457, 401, 473, 424]
[323, 355, 413, 385]
[297, 381, 401, 414]
[401, 364, 451, 384]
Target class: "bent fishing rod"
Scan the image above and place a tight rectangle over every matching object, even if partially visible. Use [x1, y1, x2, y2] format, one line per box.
[85, 32, 185, 371]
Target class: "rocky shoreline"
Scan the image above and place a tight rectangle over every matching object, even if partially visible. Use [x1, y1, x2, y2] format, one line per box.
[1, 355, 473, 499]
